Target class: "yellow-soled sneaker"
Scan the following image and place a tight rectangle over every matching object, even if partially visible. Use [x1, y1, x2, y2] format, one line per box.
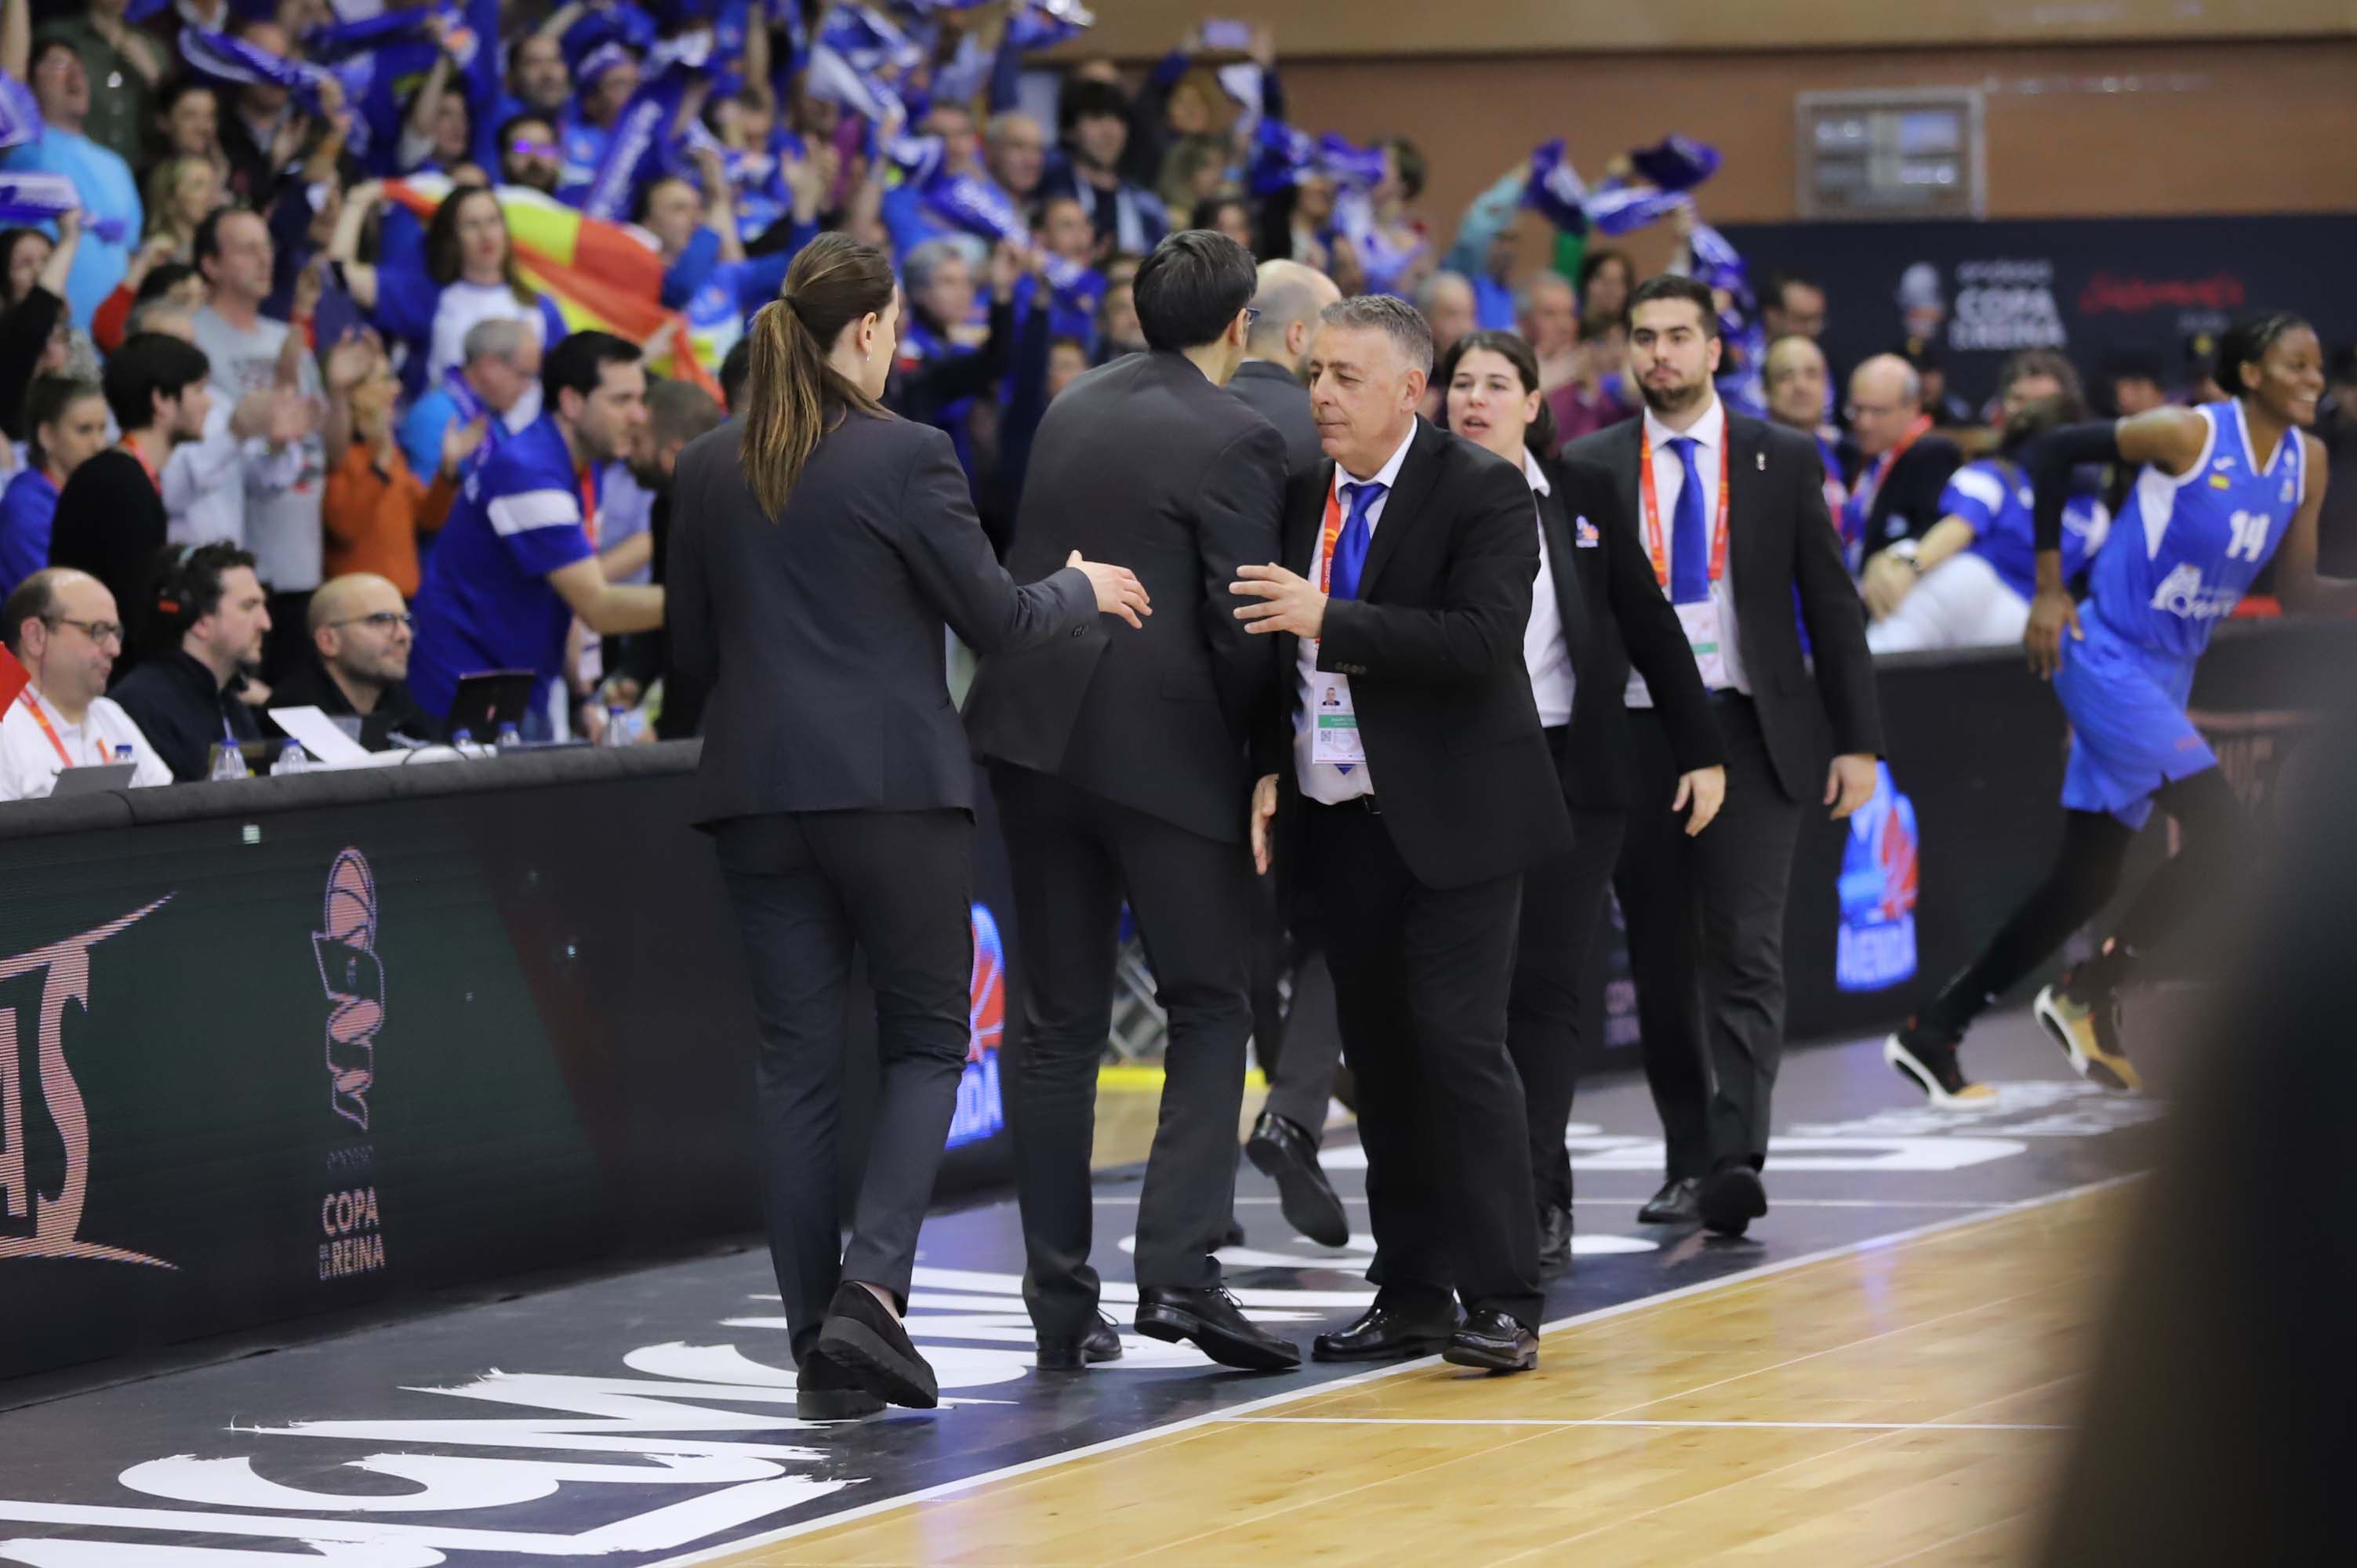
[2034, 983, 2141, 1092]
[1883, 1022, 1998, 1108]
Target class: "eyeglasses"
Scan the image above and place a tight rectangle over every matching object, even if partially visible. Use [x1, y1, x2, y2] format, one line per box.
[328, 612, 414, 632]
[45, 615, 123, 648]
[508, 138, 558, 160]
[1242, 306, 1261, 331]
[1844, 402, 1903, 421]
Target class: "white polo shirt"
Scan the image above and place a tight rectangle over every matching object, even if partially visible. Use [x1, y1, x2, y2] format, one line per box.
[0, 685, 174, 802]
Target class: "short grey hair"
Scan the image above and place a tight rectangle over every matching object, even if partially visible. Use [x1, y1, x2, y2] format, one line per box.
[1319, 294, 1433, 375]
[463, 317, 531, 366]
[1412, 270, 1473, 313]
[1515, 271, 1574, 317]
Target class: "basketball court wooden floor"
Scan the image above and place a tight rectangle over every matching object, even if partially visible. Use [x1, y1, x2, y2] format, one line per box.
[0, 1014, 2161, 1568]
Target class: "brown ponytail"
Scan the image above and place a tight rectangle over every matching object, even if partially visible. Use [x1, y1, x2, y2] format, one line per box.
[740, 231, 898, 517]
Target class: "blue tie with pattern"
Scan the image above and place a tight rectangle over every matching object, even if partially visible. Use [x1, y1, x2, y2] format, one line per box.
[1667, 436, 1711, 605]
[1327, 481, 1385, 774]
[1331, 481, 1385, 601]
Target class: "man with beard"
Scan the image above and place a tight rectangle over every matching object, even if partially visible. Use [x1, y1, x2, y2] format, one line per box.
[267, 572, 439, 750]
[111, 543, 271, 780]
[496, 114, 565, 198]
[605, 379, 725, 739]
[1563, 275, 1882, 1239]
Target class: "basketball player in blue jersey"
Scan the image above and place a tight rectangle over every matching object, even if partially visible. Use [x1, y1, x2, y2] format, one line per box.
[1887, 313, 2354, 1104]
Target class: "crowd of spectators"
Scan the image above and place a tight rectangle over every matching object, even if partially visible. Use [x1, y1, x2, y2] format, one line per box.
[0, 0, 2348, 804]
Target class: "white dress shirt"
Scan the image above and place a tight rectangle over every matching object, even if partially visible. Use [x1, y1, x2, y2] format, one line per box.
[1626, 391, 1750, 705]
[1295, 422, 1417, 804]
[0, 685, 174, 803]
[1520, 449, 1575, 728]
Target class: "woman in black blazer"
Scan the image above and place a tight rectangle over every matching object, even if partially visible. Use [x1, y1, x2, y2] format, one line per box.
[667, 234, 1149, 1420]
[1434, 329, 1727, 1273]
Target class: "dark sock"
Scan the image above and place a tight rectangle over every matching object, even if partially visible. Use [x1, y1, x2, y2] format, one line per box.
[1923, 810, 2134, 1036]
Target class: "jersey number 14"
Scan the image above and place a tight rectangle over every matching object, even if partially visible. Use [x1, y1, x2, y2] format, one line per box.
[2226, 509, 2271, 563]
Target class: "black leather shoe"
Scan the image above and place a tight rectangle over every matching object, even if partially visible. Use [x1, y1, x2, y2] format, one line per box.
[812, 1281, 939, 1409]
[1037, 1313, 1124, 1372]
[1537, 1203, 1574, 1276]
[1135, 1285, 1301, 1371]
[1637, 1176, 1701, 1226]
[796, 1353, 884, 1421]
[1312, 1301, 1458, 1363]
[1442, 1309, 1538, 1373]
[1698, 1163, 1769, 1239]
[1244, 1111, 1350, 1248]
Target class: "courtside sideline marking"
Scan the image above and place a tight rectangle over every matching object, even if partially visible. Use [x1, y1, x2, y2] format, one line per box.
[1219, 1417, 2068, 1431]
[648, 1172, 2143, 1566]
[1107, 1196, 2017, 1210]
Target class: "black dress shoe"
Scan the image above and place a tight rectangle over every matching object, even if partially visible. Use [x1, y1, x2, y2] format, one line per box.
[1698, 1163, 1769, 1239]
[1135, 1285, 1302, 1371]
[1536, 1203, 1574, 1276]
[1244, 1111, 1350, 1248]
[812, 1281, 939, 1409]
[1442, 1309, 1538, 1374]
[796, 1352, 885, 1420]
[1037, 1313, 1125, 1372]
[1311, 1301, 1458, 1363]
[1637, 1176, 1701, 1226]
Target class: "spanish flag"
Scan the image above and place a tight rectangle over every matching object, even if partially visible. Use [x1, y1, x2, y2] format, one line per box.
[384, 177, 721, 400]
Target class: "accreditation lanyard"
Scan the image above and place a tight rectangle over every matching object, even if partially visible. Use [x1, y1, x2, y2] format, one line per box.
[18, 690, 96, 768]
[121, 438, 162, 494]
[1638, 426, 1731, 590]
[579, 466, 600, 549]
[1852, 413, 1933, 517]
[1315, 482, 1348, 598]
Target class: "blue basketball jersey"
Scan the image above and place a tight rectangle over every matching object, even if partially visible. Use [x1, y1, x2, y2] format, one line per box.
[2090, 399, 2306, 660]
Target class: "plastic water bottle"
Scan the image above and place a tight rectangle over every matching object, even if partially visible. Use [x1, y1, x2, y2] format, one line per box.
[209, 742, 247, 782]
[450, 728, 474, 752]
[271, 739, 309, 776]
[495, 721, 523, 753]
[112, 745, 132, 764]
[601, 703, 631, 748]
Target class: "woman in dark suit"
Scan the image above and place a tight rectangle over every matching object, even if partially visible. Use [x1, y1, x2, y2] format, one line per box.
[666, 233, 1150, 1420]
[1435, 329, 1727, 1273]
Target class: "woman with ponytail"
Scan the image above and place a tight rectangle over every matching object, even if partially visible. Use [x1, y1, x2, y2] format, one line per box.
[666, 231, 1152, 1421]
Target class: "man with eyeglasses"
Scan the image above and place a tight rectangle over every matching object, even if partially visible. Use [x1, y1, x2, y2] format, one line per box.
[267, 574, 439, 752]
[0, 569, 173, 802]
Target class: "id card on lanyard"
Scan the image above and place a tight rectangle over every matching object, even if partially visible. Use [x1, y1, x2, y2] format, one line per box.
[1309, 483, 1362, 765]
[1639, 426, 1733, 688]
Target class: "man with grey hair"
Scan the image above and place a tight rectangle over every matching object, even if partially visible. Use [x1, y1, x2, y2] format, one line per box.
[1413, 270, 1477, 363]
[983, 108, 1048, 205]
[398, 316, 543, 481]
[1518, 270, 1579, 392]
[1232, 293, 1573, 1376]
[1843, 350, 1962, 577]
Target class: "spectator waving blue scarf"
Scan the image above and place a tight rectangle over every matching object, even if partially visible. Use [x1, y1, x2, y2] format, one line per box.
[1249, 119, 1384, 199]
[580, 60, 705, 224]
[1006, 0, 1094, 53]
[0, 72, 43, 152]
[884, 134, 1026, 245]
[0, 172, 123, 241]
[1521, 139, 1589, 234]
[804, 3, 923, 126]
[1629, 135, 1721, 194]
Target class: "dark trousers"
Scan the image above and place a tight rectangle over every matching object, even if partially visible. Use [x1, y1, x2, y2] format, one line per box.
[1614, 697, 1802, 1178]
[1305, 801, 1542, 1330]
[714, 809, 975, 1367]
[1509, 741, 1627, 1214]
[990, 762, 1255, 1337]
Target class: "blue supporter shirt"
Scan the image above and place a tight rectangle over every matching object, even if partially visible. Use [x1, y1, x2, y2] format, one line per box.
[0, 467, 58, 600]
[407, 415, 596, 721]
[1938, 459, 2109, 603]
[1, 129, 139, 327]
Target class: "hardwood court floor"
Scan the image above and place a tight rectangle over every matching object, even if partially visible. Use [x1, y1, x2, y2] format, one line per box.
[707, 1181, 2133, 1568]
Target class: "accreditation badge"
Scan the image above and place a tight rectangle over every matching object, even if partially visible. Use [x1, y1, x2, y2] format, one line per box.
[1676, 598, 1729, 689]
[1310, 678, 1364, 765]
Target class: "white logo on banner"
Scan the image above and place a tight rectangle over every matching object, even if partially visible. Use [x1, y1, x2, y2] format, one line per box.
[1948, 260, 2067, 350]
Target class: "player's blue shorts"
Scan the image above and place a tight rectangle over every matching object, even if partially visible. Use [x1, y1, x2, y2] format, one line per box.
[2054, 613, 2216, 829]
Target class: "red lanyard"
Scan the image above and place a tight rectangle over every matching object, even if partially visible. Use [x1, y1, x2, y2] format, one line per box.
[1315, 483, 1346, 595]
[17, 690, 96, 768]
[1855, 413, 1934, 513]
[121, 438, 162, 494]
[578, 466, 599, 549]
[1638, 423, 1731, 589]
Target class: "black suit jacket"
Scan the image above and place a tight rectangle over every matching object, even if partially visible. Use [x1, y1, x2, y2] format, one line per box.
[1538, 456, 1724, 807]
[1228, 359, 1323, 485]
[1256, 419, 1573, 890]
[1861, 434, 1965, 558]
[110, 650, 260, 782]
[1563, 410, 1883, 802]
[667, 408, 1096, 828]
[964, 350, 1286, 844]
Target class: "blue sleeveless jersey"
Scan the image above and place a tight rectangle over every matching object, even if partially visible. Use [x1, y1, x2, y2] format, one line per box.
[2090, 399, 2306, 661]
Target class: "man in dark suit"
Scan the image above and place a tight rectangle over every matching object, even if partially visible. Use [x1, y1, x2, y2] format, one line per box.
[1565, 275, 1884, 1239]
[964, 230, 1297, 1374]
[1226, 257, 1353, 1250]
[1233, 295, 1572, 1374]
[1847, 352, 1965, 599]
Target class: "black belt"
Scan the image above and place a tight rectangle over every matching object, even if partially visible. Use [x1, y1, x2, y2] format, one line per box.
[1302, 794, 1382, 814]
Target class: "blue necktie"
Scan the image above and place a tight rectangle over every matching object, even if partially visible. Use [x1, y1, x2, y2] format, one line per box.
[1667, 436, 1711, 606]
[1330, 481, 1386, 601]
